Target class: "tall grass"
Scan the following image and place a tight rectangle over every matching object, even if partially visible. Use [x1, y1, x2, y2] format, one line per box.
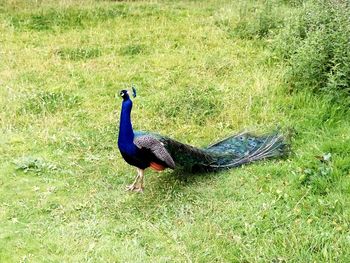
[221, 0, 350, 104]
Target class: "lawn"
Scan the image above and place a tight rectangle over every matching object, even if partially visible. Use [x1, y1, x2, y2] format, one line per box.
[0, 0, 349, 262]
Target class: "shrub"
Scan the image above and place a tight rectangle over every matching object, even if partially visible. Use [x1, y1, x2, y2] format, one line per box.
[277, 0, 350, 104]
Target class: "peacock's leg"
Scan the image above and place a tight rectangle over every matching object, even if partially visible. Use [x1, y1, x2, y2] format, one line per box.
[126, 170, 140, 191]
[126, 168, 144, 192]
[134, 168, 144, 193]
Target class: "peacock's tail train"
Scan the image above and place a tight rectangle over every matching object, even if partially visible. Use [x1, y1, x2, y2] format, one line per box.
[157, 131, 289, 172]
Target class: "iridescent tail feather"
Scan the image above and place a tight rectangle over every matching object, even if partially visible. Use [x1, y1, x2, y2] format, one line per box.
[156, 131, 289, 172]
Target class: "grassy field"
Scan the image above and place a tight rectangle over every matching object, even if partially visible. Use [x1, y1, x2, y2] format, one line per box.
[0, 0, 349, 262]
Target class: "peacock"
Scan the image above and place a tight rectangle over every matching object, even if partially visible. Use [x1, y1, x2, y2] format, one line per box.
[117, 88, 288, 192]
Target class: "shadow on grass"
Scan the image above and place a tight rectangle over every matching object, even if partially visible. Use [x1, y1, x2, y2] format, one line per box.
[124, 169, 224, 204]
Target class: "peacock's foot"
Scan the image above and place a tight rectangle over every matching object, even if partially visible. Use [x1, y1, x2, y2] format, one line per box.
[125, 184, 144, 193]
[125, 168, 145, 193]
[133, 187, 144, 193]
[125, 184, 136, 191]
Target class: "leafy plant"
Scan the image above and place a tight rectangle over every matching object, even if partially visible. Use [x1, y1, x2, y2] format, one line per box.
[119, 44, 147, 56]
[14, 156, 57, 173]
[56, 47, 102, 61]
[299, 153, 334, 194]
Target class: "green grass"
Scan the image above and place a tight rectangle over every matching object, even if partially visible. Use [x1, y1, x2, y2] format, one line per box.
[0, 0, 349, 262]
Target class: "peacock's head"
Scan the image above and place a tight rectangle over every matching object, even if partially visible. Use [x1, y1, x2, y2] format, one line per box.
[119, 90, 130, 101]
[119, 86, 137, 101]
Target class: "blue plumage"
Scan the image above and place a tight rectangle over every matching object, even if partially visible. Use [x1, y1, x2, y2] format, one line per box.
[117, 90, 149, 170]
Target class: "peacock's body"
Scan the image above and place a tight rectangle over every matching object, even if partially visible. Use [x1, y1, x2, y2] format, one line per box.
[117, 89, 288, 192]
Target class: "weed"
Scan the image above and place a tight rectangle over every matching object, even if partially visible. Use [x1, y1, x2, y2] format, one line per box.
[56, 47, 102, 61]
[120, 44, 147, 56]
[14, 156, 57, 173]
[298, 153, 333, 193]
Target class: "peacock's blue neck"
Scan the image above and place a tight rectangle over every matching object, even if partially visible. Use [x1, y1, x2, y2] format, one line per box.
[118, 99, 135, 149]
